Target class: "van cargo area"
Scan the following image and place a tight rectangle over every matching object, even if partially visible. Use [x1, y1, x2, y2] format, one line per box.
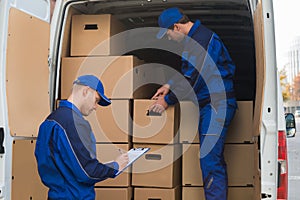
[54, 0, 261, 199]
[58, 0, 256, 101]
[7, 0, 277, 199]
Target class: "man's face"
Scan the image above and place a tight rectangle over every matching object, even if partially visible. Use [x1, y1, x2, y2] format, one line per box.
[81, 88, 101, 116]
[166, 24, 185, 42]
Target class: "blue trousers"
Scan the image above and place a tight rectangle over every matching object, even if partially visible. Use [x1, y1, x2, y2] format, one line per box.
[198, 99, 237, 200]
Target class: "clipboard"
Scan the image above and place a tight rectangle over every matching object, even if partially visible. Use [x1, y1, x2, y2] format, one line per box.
[115, 147, 150, 176]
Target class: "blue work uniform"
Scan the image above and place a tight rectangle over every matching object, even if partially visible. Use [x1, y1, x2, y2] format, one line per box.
[35, 100, 118, 200]
[164, 20, 237, 200]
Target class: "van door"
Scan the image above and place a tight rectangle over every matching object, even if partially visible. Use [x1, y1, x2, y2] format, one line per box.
[0, 1, 50, 199]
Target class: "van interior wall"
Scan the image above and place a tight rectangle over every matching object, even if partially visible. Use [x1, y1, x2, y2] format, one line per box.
[66, 1, 256, 102]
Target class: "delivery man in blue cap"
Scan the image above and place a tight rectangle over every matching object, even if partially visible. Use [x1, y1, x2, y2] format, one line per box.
[35, 75, 129, 200]
[150, 7, 237, 200]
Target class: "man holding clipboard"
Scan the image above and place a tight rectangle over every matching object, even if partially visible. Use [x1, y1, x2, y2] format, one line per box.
[116, 147, 150, 176]
[35, 75, 130, 200]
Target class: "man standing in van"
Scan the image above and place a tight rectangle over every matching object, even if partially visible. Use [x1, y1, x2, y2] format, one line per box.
[35, 75, 129, 200]
[151, 7, 237, 200]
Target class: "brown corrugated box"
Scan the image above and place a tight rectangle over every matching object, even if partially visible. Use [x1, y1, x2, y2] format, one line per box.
[182, 187, 254, 200]
[71, 14, 125, 56]
[87, 99, 132, 143]
[179, 101, 254, 144]
[61, 56, 141, 99]
[132, 144, 181, 188]
[61, 56, 163, 99]
[95, 144, 130, 187]
[95, 187, 132, 200]
[177, 101, 199, 144]
[133, 99, 179, 144]
[134, 186, 181, 200]
[182, 144, 256, 186]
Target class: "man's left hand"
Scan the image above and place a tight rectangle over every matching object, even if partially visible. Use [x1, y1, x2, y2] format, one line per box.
[149, 96, 169, 114]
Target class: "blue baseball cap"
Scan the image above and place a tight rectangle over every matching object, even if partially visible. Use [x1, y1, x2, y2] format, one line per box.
[157, 7, 183, 39]
[73, 75, 111, 106]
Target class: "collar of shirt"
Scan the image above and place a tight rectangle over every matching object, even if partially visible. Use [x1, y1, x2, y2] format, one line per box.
[184, 19, 201, 43]
[59, 100, 83, 119]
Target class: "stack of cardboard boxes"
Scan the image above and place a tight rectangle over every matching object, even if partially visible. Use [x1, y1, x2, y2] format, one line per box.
[63, 13, 170, 199]
[62, 14, 142, 199]
[62, 13, 258, 199]
[180, 101, 258, 199]
[132, 100, 181, 199]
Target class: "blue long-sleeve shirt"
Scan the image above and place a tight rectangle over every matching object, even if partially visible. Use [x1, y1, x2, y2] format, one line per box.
[35, 100, 118, 200]
[164, 20, 236, 106]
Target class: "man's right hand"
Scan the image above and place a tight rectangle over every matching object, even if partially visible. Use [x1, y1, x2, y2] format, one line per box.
[115, 153, 129, 172]
[151, 84, 170, 99]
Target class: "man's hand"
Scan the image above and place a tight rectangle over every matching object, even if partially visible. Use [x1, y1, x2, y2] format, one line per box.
[149, 96, 169, 114]
[151, 84, 170, 99]
[115, 153, 129, 172]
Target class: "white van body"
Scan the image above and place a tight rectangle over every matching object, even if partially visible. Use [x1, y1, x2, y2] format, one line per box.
[0, 0, 287, 199]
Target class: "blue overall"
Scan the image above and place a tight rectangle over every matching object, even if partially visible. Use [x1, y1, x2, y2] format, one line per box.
[35, 100, 119, 200]
[164, 20, 237, 200]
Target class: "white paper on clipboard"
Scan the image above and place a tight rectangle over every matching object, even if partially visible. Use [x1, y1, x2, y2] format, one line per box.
[115, 147, 150, 176]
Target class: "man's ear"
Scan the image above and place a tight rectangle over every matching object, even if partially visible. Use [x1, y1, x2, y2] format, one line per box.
[82, 86, 89, 97]
[174, 23, 180, 31]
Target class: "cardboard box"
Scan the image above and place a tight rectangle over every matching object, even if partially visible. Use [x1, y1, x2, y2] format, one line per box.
[133, 99, 179, 144]
[132, 144, 181, 188]
[178, 101, 199, 144]
[182, 187, 204, 199]
[95, 187, 132, 200]
[179, 101, 253, 144]
[182, 143, 203, 185]
[87, 100, 131, 143]
[61, 56, 163, 99]
[95, 144, 130, 187]
[182, 144, 256, 186]
[182, 187, 254, 200]
[71, 14, 125, 56]
[134, 186, 181, 200]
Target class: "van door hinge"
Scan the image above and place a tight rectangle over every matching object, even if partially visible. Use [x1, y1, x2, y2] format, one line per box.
[0, 128, 4, 154]
[261, 193, 272, 199]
